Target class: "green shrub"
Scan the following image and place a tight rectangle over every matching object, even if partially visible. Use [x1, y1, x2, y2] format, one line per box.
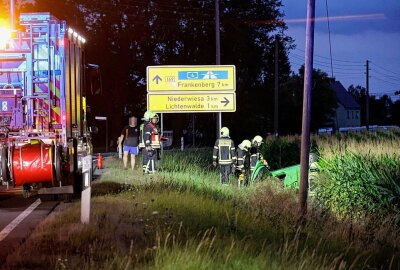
[261, 136, 301, 169]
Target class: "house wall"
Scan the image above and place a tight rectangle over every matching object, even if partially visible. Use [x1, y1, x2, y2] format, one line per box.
[334, 103, 361, 128]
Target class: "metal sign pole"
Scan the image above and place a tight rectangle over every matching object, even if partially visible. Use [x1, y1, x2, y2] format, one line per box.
[192, 114, 195, 147]
[160, 113, 164, 158]
[215, 0, 222, 138]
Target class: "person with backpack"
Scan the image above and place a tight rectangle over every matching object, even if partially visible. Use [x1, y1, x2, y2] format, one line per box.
[118, 116, 140, 170]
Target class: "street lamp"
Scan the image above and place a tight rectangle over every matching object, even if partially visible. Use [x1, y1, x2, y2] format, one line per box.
[95, 116, 108, 152]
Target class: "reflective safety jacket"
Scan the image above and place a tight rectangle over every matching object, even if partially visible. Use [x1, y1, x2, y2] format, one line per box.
[236, 147, 249, 171]
[250, 146, 260, 171]
[213, 137, 236, 165]
[144, 122, 161, 149]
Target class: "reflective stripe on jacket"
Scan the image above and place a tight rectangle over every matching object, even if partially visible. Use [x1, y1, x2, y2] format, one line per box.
[236, 148, 248, 170]
[213, 137, 236, 165]
[144, 122, 161, 148]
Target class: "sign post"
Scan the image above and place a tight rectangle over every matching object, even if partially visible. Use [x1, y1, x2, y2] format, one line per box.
[81, 155, 92, 224]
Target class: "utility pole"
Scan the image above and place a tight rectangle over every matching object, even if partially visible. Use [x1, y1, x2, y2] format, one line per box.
[366, 60, 370, 130]
[274, 35, 279, 137]
[215, 0, 222, 138]
[299, 0, 316, 221]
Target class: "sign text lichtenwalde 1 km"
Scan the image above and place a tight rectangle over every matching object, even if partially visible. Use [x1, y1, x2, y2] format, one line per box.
[147, 65, 235, 92]
[147, 93, 235, 113]
[146, 65, 236, 113]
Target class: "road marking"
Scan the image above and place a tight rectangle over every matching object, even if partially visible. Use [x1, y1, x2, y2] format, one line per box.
[0, 198, 41, 242]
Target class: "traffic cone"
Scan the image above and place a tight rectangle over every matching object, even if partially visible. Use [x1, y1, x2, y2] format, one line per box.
[97, 153, 104, 169]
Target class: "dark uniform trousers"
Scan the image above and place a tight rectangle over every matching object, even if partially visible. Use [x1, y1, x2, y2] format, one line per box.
[249, 146, 260, 175]
[143, 148, 157, 173]
[219, 164, 232, 184]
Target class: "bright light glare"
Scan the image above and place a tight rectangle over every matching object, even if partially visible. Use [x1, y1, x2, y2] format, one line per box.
[68, 28, 74, 34]
[0, 27, 11, 49]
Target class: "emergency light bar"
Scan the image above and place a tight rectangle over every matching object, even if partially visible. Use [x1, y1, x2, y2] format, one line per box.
[68, 27, 86, 43]
[0, 27, 11, 50]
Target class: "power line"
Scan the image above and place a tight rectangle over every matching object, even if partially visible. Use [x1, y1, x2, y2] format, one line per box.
[371, 76, 399, 86]
[371, 69, 399, 82]
[294, 48, 364, 63]
[291, 52, 363, 67]
[370, 62, 400, 76]
[290, 52, 364, 69]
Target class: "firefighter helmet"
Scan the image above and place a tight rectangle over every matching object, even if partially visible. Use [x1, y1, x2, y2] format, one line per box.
[220, 127, 229, 137]
[142, 110, 153, 121]
[252, 135, 263, 145]
[241, 139, 251, 150]
[149, 112, 159, 123]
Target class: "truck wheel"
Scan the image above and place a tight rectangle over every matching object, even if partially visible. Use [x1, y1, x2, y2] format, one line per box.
[53, 145, 63, 186]
[0, 147, 8, 183]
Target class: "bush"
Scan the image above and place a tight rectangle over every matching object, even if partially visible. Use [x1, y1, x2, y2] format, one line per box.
[261, 136, 301, 169]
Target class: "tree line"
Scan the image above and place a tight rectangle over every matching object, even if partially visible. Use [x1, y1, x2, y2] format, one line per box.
[2, 0, 395, 147]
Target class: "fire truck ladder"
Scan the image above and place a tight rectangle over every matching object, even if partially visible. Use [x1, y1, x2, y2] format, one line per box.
[21, 15, 56, 132]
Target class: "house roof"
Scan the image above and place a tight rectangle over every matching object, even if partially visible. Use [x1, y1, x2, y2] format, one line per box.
[330, 80, 361, 109]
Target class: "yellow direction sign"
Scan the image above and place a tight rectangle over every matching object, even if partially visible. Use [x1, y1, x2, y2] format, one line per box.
[147, 93, 236, 113]
[147, 65, 235, 92]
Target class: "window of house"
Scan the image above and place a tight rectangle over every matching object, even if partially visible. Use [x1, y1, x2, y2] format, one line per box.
[347, 111, 350, 119]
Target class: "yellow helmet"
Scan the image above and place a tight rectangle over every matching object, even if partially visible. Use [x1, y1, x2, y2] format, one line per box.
[241, 139, 251, 150]
[220, 127, 229, 137]
[252, 135, 263, 145]
[150, 112, 159, 123]
[143, 110, 159, 123]
[143, 110, 153, 121]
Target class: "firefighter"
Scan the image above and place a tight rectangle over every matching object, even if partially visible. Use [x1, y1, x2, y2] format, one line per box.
[142, 111, 161, 174]
[250, 135, 269, 177]
[212, 127, 236, 185]
[236, 139, 251, 187]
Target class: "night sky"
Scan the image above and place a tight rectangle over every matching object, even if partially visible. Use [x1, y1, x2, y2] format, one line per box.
[282, 0, 400, 100]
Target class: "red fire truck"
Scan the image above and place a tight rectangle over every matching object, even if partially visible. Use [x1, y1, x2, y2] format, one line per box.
[0, 12, 93, 196]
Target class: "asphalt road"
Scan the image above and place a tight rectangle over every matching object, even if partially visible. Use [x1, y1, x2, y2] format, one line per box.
[0, 186, 58, 265]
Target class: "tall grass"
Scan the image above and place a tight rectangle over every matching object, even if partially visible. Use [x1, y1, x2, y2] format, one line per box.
[4, 133, 400, 269]
[7, 185, 391, 269]
[258, 132, 400, 223]
[315, 153, 400, 219]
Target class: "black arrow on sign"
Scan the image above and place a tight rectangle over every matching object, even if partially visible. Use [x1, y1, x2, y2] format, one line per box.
[221, 97, 230, 107]
[153, 75, 162, 84]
